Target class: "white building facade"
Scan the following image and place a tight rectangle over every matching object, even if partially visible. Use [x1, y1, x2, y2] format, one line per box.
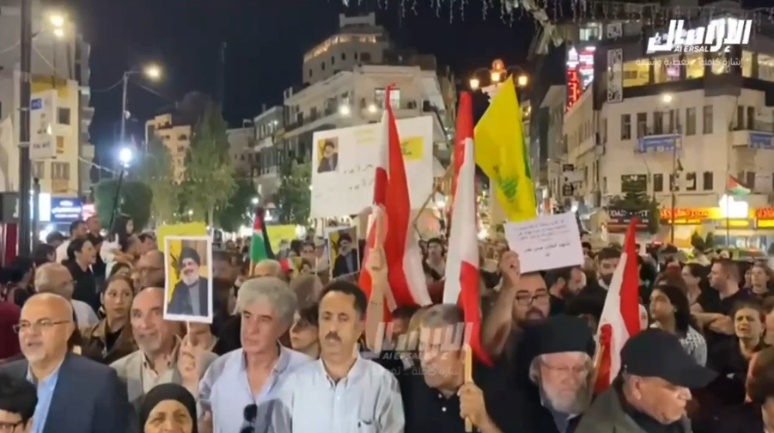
[0, 3, 95, 207]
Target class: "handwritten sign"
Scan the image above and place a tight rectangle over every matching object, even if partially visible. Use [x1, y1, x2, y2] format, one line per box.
[310, 116, 434, 218]
[503, 213, 584, 274]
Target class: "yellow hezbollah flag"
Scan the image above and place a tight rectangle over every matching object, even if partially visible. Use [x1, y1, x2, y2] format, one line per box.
[474, 77, 537, 222]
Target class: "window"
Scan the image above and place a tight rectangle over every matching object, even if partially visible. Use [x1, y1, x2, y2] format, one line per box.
[710, 52, 728, 75]
[341, 53, 347, 60]
[57, 107, 70, 125]
[308, 69, 312, 78]
[51, 162, 70, 180]
[759, 54, 774, 82]
[742, 51, 754, 77]
[685, 172, 697, 191]
[178, 134, 188, 140]
[653, 111, 664, 134]
[653, 174, 664, 192]
[621, 114, 631, 140]
[32, 161, 44, 179]
[360, 52, 372, 62]
[703, 171, 714, 191]
[747, 106, 756, 130]
[667, 109, 680, 133]
[669, 173, 680, 191]
[703, 105, 713, 134]
[685, 53, 705, 79]
[331, 56, 335, 65]
[746, 171, 756, 190]
[623, 61, 649, 87]
[636, 113, 647, 138]
[735, 106, 744, 129]
[374, 88, 400, 109]
[686, 108, 696, 135]
[321, 63, 325, 71]
[653, 56, 681, 83]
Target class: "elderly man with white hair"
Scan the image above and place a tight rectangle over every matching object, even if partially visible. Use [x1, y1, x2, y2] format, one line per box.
[198, 276, 312, 433]
[522, 315, 596, 433]
[35, 262, 98, 328]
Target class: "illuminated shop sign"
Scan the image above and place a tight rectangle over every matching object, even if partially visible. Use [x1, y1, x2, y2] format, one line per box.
[566, 69, 581, 111]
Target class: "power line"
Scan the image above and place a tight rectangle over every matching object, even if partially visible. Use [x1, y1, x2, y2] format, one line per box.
[91, 78, 123, 93]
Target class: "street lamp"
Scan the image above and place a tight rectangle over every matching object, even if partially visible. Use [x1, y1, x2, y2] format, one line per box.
[338, 104, 351, 116]
[468, 59, 529, 101]
[118, 147, 133, 168]
[119, 64, 162, 153]
[48, 13, 65, 28]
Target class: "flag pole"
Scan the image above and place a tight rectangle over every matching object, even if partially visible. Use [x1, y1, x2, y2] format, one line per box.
[412, 165, 454, 229]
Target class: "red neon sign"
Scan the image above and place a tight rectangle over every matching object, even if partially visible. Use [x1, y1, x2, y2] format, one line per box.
[566, 68, 581, 111]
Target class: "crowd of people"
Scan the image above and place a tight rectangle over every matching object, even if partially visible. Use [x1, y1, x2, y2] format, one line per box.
[0, 214, 773, 433]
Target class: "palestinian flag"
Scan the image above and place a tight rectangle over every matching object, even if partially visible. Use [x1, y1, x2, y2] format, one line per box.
[250, 207, 275, 262]
[728, 175, 750, 196]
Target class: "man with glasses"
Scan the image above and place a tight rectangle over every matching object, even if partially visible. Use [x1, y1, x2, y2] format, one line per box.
[134, 251, 165, 291]
[0, 293, 129, 433]
[0, 373, 36, 433]
[35, 263, 97, 329]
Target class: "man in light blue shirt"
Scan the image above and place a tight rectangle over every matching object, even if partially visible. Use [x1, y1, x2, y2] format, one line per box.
[199, 277, 312, 433]
[272, 281, 404, 433]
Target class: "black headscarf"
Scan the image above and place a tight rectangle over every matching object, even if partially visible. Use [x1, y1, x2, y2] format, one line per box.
[139, 383, 198, 433]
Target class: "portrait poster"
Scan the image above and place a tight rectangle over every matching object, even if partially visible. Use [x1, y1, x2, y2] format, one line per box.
[163, 235, 214, 324]
[289, 256, 317, 278]
[310, 116, 434, 218]
[157, 222, 207, 254]
[325, 226, 360, 279]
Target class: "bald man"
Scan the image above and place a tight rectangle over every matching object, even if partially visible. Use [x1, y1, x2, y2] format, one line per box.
[35, 263, 98, 328]
[135, 250, 165, 291]
[252, 259, 283, 278]
[0, 294, 129, 433]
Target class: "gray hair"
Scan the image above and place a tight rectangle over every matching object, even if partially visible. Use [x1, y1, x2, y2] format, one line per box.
[528, 353, 594, 384]
[236, 277, 297, 327]
[421, 304, 464, 328]
[35, 263, 70, 296]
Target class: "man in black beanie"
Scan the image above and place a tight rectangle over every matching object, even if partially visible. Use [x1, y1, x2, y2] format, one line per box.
[167, 246, 210, 318]
[519, 315, 596, 433]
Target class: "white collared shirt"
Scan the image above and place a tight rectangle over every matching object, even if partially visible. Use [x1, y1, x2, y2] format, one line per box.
[271, 356, 404, 433]
[199, 346, 312, 433]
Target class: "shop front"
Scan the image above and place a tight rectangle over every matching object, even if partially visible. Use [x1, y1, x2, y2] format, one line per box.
[661, 196, 774, 249]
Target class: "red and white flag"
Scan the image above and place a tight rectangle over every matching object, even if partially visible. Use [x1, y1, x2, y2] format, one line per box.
[442, 92, 491, 365]
[359, 87, 432, 316]
[594, 219, 642, 392]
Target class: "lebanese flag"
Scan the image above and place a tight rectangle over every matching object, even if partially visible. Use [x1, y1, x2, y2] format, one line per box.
[359, 87, 432, 316]
[594, 219, 642, 392]
[442, 92, 491, 365]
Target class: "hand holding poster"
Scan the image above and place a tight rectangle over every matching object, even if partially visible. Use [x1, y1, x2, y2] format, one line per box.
[503, 213, 584, 274]
[163, 235, 214, 324]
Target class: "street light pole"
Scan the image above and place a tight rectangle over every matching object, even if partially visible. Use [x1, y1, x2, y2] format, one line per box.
[119, 72, 129, 148]
[18, 0, 33, 255]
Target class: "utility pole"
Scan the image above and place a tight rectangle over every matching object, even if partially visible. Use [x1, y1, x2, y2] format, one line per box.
[18, 0, 33, 255]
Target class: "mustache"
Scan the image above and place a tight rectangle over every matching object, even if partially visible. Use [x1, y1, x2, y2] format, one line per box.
[325, 332, 341, 342]
[526, 308, 546, 319]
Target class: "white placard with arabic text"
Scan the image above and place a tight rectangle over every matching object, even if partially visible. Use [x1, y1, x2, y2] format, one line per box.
[504, 212, 584, 274]
[310, 115, 434, 219]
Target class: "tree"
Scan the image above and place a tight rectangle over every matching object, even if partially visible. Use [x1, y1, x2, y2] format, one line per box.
[215, 175, 259, 232]
[273, 159, 311, 225]
[135, 136, 180, 226]
[609, 189, 660, 234]
[94, 179, 152, 231]
[181, 106, 236, 222]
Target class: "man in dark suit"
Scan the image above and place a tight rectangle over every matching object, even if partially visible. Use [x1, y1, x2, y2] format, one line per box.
[0, 293, 129, 433]
[168, 247, 210, 318]
[317, 140, 338, 173]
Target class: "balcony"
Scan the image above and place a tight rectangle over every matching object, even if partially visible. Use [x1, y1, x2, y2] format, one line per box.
[731, 121, 774, 150]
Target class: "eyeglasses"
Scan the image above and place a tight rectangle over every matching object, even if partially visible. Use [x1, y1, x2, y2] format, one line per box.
[514, 292, 550, 306]
[13, 319, 71, 334]
[0, 420, 23, 432]
[239, 403, 257, 433]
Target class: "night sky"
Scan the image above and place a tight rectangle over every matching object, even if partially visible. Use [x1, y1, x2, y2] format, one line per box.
[78, 0, 536, 166]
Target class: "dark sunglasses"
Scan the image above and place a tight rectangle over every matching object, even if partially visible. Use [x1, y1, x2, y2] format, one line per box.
[239, 403, 257, 433]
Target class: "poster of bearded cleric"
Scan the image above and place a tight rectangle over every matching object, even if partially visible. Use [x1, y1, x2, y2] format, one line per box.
[163, 235, 214, 324]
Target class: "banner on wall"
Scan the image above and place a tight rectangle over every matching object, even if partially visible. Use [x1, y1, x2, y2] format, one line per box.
[607, 49, 623, 103]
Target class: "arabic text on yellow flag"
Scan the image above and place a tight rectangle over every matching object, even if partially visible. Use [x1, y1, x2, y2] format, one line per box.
[474, 77, 537, 222]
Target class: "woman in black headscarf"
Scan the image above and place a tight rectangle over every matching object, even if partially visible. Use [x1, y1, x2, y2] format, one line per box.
[139, 383, 198, 433]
